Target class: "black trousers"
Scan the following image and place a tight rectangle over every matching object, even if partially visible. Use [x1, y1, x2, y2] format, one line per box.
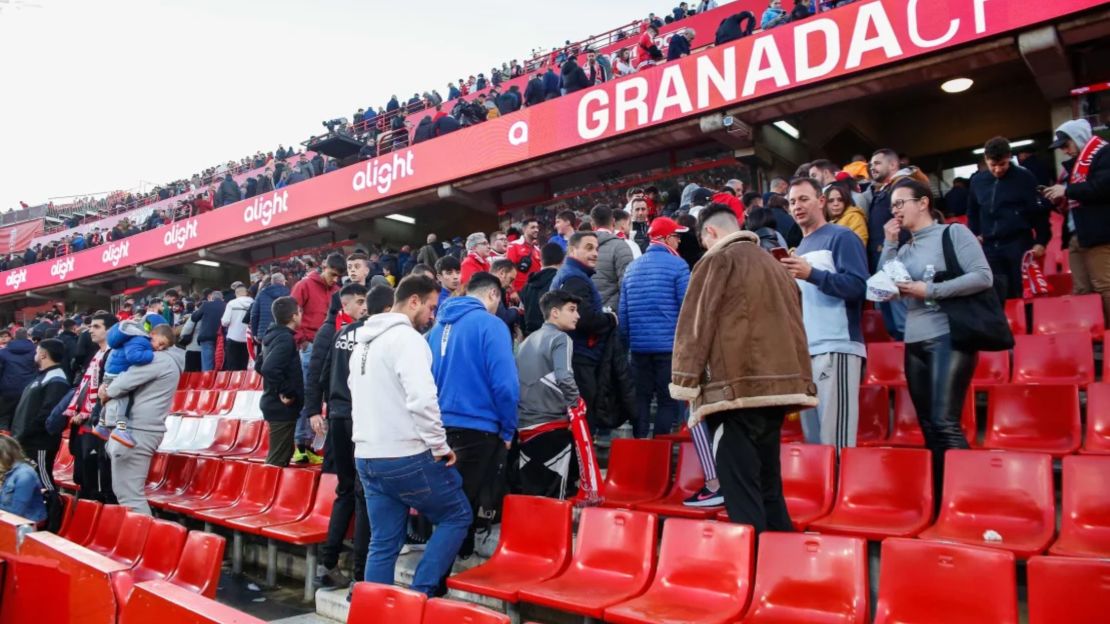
[319, 418, 369, 579]
[77, 431, 116, 503]
[984, 237, 1031, 302]
[29, 442, 60, 492]
[571, 355, 601, 430]
[0, 395, 18, 432]
[184, 351, 202, 373]
[265, 420, 297, 467]
[905, 335, 975, 497]
[223, 340, 249, 371]
[706, 407, 792, 534]
[515, 429, 578, 500]
[445, 428, 502, 557]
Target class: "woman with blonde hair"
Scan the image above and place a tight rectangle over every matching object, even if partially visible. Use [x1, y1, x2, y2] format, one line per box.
[826, 182, 868, 246]
[0, 434, 47, 523]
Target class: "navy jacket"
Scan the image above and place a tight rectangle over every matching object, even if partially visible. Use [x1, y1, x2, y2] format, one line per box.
[524, 77, 545, 106]
[0, 339, 38, 400]
[412, 117, 435, 144]
[543, 70, 561, 99]
[433, 114, 460, 137]
[968, 166, 1050, 246]
[550, 257, 615, 362]
[258, 324, 303, 421]
[448, 85, 461, 99]
[619, 244, 690, 354]
[250, 283, 290, 337]
[191, 299, 227, 344]
[666, 33, 691, 61]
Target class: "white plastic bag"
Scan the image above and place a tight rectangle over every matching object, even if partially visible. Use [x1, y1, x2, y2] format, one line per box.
[867, 270, 899, 302]
[883, 259, 911, 284]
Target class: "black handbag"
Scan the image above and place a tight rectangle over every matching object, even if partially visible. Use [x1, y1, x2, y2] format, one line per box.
[934, 226, 1014, 352]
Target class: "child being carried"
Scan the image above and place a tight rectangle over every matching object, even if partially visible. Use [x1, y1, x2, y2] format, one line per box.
[93, 313, 171, 448]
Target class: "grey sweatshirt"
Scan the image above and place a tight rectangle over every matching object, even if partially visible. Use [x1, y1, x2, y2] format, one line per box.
[515, 322, 579, 429]
[104, 346, 185, 433]
[879, 223, 993, 343]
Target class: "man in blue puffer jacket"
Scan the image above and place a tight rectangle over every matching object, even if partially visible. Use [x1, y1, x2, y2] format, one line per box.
[619, 217, 690, 438]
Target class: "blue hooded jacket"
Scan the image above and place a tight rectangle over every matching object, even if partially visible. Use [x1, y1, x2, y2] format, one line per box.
[105, 317, 158, 375]
[0, 338, 37, 399]
[619, 243, 690, 354]
[426, 296, 519, 442]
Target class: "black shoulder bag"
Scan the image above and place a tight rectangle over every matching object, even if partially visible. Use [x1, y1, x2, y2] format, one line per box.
[935, 226, 1014, 352]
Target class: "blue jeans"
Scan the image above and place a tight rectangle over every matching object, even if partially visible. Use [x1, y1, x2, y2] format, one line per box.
[357, 452, 472, 595]
[295, 343, 313, 445]
[199, 341, 216, 372]
[631, 352, 681, 438]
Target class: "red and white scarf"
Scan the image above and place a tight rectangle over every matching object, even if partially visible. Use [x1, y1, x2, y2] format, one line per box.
[1069, 135, 1110, 211]
[649, 240, 681, 256]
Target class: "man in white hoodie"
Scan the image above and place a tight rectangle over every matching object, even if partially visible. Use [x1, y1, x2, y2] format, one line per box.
[221, 284, 254, 371]
[349, 274, 471, 595]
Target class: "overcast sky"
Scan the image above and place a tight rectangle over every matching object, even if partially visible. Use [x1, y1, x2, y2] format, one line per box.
[0, 0, 651, 212]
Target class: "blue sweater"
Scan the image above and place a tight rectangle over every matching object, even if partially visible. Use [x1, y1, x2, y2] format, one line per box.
[619, 244, 690, 354]
[427, 296, 519, 441]
[794, 224, 868, 358]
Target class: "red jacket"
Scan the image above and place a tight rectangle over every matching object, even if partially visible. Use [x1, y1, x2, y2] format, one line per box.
[713, 192, 746, 223]
[505, 240, 542, 292]
[291, 271, 339, 346]
[636, 31, 658, 68]
[460, 252, 490, 287]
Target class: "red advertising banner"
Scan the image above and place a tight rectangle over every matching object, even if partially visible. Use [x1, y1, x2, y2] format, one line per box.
[0, 0, 1098, 296]
[0, 220, 45, 255]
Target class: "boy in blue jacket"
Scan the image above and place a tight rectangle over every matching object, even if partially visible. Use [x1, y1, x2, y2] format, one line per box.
[93, 313, 170, 448]
[426, 271, 519, 557]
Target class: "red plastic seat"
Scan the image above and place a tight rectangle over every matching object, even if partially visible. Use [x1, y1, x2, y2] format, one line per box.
[176, 390, 200, 416]
[863, 342, 905, 386]
[1012, 332, 1094, 386]
[874, 538, 1017, 624]
[423, 598, 510, 624]
[779, 443, 835, 531]
[855, 385, 890, 445]
[131, 518, 188, 583]
[780, 411, 804, 443]
[170, 391, 189, 414]
[1004, 298, 1027, 335]
[260, 473, 338, 544]
[212, 371, 234, 390]
[86, 504, 127, 556]
[517, 507, 657, 618]
[740, 533, 868, 624]
[144, 452, 168, 491]
[166, 459, 249, 514]
[600, 439, 672, 507]
[165, 531, 226, 599]
[109, 512, 153, 567]
[186, 419, 239, 455]
[604, 519, 754, 624]
[861, 309, 892, 343]
[211, 391, 238, 417]
[1027, 556, 1110, 624]
[1044, 272, 1074, 295]
[196, 418, 263, 458]
[120, 580, 265, 624]
[150, 456, 222, 509]
[634, 442, 722, 519]
[1032, 293, 1104, 339]
[865, 387, 975, 447]
[809, 447, 933, 540]
[240, 422, 271, 461]
[178, 371, 197, 390]
[1048, 455, 1110, 558]
[223, 467, 317, 533]
[145, 454, 195, 498]
[348, 582, 426, 622]
[59, 498, 100, 545]
[195, 370, 217, 389]
[192, 463, 280, 524]
[447, 495, 572, 602]
[918, 450, 1055, 558]
[226, 370, 245, 390]
[982, 384, 1081, 456]
[241, 370, 262, 390]
[1081, 382, 1110, 454]
[972, 350, 1010, 388]
[188, 390, 220, 417]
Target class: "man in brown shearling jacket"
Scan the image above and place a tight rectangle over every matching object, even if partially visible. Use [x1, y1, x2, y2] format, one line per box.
[669, 203, 818, 533]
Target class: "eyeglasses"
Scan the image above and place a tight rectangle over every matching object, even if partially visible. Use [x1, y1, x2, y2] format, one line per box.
[891, 198, 923, 210]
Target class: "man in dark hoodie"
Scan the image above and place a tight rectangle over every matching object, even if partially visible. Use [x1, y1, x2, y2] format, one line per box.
[259, 296, 304, 467]
[12, 339, 70, 491]
[251, 272, 291, 341]
[190, 290, 226, 372]
[521, 243, 564, 336]
[0, 328, 38, 432]
[524, 73, 546, 107]
[215, 172, 241, 208]
[561, 58, 590, 95]
[412, 116, 435, 144]
[542, 67, 561, 100]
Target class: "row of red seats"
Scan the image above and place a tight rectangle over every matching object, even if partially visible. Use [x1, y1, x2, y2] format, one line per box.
[56, 495, 224, 598]
[178, 369, 262, 392]
[599, 440, 1109, 559]
[865, 333, 1102, 387]
[352, 582, 511, 623]
[448, 496, 1108, 623]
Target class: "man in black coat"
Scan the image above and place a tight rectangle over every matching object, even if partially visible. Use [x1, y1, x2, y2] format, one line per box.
[11, 339, 70, 491]
[666, 28, 694, 61]
[524, 73, 545, 107]
[215, 173, 241, 208]
[0, 328, 38, 431]
[258, 296, 304, 467]
[561, 59, 590, 95]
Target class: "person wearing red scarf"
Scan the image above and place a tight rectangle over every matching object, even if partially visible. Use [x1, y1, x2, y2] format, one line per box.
[460, 232, 492, 287]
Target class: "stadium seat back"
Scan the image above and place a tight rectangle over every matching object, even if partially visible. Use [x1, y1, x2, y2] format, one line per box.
[212, 371, 233, 390]
[133, 519, 188, 581]
[1049, 455, 1110, 558]
[1012, 332, 1094, 386]
[178, 371, 197, 390]
[151, 454, 195, 495]
[1027, 556, 1110, 624]
[171, 392, 188, 414]
[1032, 294, 1104, 338]
[809, 447, 933, 539]
[601, 439, 671, 505]
[886, 387, 975, 446]
[167, 531, 227, 599]
[498, 495, 572, 569]
[182, 459, 249, 511]
[120, 580, 265, 624]
[227, 370, 245, 390]
[224, 418, 264, 455]
[191, 390, 219, 417]
[267, 468, 319, 521]
[242, 370, 262, 390]
[572, 507, 656, 577]
[743, 533, 868, 623]
[423, 598, 510, 623]
[984, 384, 1081, 456]
[348, 582, 426, 622]
[874, 538, 1017, 624]
[183, 417, 220, 451]
[780, 443, 835, 530]
[864, 342, 905, 386]
[145, 452, 169, 490]
[861, 309, 892, 343]
[634, 442, 725, 518]
[212, 391, 238, 417]
[239, 463, 281, 507]
[200, 418, 239, 453]
[1004, 299, 1027, 336]
[111, 512, 153, 566]
[196, 371, 217, 389]
[178, 456, 221, 498]
[1082, 382, 1110, 454]
[86, 503, 126, 554]
[59, 498, 101, 545]
[972, 350, 1010, 387]
[856, 385, 890, 445]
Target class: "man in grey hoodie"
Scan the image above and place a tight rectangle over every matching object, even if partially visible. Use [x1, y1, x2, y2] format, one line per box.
[589, 204, 634, 310]
[101, 324, 185, 515]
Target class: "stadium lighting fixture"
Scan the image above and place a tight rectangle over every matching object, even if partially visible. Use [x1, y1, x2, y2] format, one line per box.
[972, 139, 1034, 155]
[193, 259, 221, 268]
[386, 214, 416, 225]
[773, 120, 800, 139]
[941, 78, 974, 93]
